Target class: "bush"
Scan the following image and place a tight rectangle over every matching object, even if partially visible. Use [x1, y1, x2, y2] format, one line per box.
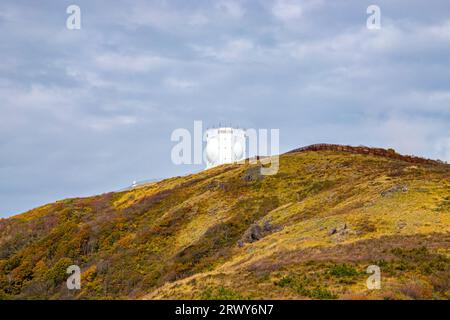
[329, 264, 359, 278]
[309, 287, 338, 299]
[44, 257, 72, 288]
[274, 274, 338, 300]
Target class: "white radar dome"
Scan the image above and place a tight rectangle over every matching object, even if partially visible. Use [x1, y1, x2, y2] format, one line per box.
[206, 137, 219, 163]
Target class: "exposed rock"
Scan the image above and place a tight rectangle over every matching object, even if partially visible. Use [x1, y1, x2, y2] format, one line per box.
[263, 220, 282, 233]
[329, 223, 351, 236]
[204, 180, 227, 191]
[237, 240, 244, 247]
[381, 185, 408, 197]
[242, 166, 263, 182]
[241, 221, 282, 243]
[397, 221, 407, 229]
[241, 224, 262, 243]
[249, 224, 262, 241]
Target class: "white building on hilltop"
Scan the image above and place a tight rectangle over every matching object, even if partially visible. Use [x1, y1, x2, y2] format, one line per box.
[205, 127, 246, 169]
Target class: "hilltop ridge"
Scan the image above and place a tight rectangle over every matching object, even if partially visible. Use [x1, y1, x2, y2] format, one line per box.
[288, 144, 443, 165]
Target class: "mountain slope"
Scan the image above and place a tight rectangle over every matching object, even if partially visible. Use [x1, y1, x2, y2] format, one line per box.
[0, 146, 449, 299]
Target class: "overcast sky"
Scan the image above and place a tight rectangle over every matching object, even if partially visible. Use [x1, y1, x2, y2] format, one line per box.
[0, 0, 449, 217]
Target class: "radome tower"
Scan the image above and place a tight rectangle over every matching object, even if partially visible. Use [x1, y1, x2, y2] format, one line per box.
[205, 127, 246, 169]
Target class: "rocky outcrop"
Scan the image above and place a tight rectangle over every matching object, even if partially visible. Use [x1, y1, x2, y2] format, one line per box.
[381, 185, 408, 197]
[240, 220, 283, 245]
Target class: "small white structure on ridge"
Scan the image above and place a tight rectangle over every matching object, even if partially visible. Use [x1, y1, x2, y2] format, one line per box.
[205, 127, 246, 169]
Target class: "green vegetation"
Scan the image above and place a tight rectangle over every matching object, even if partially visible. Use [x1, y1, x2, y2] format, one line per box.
[328, 264, 360, 278]
[274, 275, 338, 299]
